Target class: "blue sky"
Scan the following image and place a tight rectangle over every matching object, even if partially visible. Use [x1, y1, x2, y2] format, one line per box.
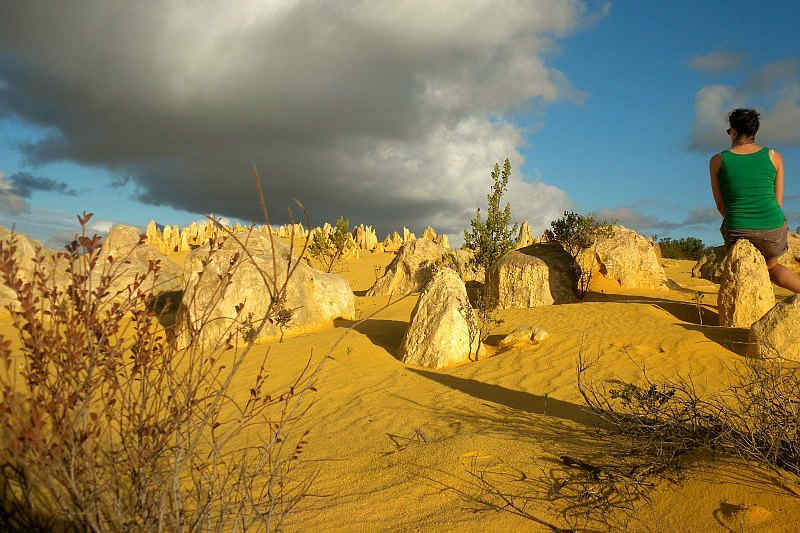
[0, 1, 798, 249]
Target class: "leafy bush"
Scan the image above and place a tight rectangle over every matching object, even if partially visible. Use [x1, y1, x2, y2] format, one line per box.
[308, 216, 351, 272]
[657, 236, 706, 260]
[544, 211, 612, 298]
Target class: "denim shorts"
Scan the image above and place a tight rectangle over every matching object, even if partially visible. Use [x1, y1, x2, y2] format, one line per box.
[720, 221, 788, 261]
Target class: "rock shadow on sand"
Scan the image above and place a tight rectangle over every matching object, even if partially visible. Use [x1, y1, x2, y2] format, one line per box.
[407, 368, 604, 429]
[584, 291, 720, 326]
[334, 318, 407, 360]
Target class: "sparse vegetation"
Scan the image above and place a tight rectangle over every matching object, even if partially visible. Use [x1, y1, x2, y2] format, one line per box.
[462, 158, 517, 356]
[544, 210, 613, 298]
[657, 236, 707, 260]
[308, 216, 351, 273]
[0, 169, 328, 532]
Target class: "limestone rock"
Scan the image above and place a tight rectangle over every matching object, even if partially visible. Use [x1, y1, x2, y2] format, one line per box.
[382, 232, 403, 252]
[515, 220, 535, 248]
[445, 248, 484, 283]
[0, 227, 52, 307]
[399, 268, 479, 368]
[422, 226, 437, 242]
[438, 234, 450, 250]
[532, 328, 550, 342]
[498, 326, 534, 348]
[586, 225, 667, 289]
[718, 239, 774, 328]
[181, 231, 355, 349]
[367, 238, 448, 297]
[487, 243, 578, 309]
[99, 224, 184, 295]
[750, 294, 800, 361]
[692, 246, 725, 282]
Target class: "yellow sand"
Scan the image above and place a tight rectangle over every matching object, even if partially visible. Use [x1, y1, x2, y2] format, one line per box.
[3, 248, 800, 531]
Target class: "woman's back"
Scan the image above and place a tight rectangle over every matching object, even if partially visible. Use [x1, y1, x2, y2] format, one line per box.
[718, 146, 784, 230]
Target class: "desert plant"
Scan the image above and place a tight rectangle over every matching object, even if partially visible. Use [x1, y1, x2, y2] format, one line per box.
[658, 236, 706, 260]
[308, 216, 351, 273]
[462, 158, 517, 354]
[463, 158, 518, 283]
[545, 211, 613, 298]
[0, 169, 324, 532]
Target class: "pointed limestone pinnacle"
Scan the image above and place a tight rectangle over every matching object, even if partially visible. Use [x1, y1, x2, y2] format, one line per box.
[422, 225, 437, 241]
[516, 220, 534, 248]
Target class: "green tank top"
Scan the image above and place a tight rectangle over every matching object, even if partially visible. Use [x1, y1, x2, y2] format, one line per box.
[718, 147, 785, 230]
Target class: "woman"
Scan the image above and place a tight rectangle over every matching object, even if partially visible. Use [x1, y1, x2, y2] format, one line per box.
[709, 108, 800, 293]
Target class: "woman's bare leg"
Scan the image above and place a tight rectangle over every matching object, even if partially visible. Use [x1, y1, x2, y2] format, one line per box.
[766, 258, 800, 293]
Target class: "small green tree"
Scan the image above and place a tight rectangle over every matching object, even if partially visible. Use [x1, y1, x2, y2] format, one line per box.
[462, 158, 518, 358]
[545, 211, 612, 299]
[308, 216, 351, 272]
[463, 158, 518, 283]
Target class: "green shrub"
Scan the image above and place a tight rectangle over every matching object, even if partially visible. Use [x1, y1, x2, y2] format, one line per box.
[308, 216, 351, 272]
[657, 236, 706, 260]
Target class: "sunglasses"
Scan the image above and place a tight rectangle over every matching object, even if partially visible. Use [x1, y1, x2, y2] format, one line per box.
[726, 128, 732, 135]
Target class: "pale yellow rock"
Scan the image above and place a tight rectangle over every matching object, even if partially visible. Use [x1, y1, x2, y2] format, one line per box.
[422, 225, 437, 242]
[498, 326, 534, 348]
[180, 231, 355, 350]
[718, 239, 774, 328]
[399, 268, 479, 369]
[487, 243, 578, 309]
[532, 328, 550, 342]
[750, 294, 800, 361]
[367, 238, 448, 297]
[515, 220, 534, 248]
[584, 225, 667, 289]
[446, 248, 484, 283]
[439, 234, 450, 250]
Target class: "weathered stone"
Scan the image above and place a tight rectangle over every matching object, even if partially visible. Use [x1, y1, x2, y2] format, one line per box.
[532, 328, 550, 342]
[367, 238, 448, 296]
[585, 225, 667, 289]
[750, 294, 800, 361]
[515, 220, 535, 248]
[445, 248, 484, 283]
[0, 227, 52, 307]
[99, 224, 184, 295]
[438, 234, 450, 250]
[718, 239, 775, 328]
[498, 326, 534, 348]
[422, 226, 437, 242]
[487, 243, 578, 309]
[399, 268, 479, 368]
[181, 231, 355, 349]
[692, 246, 726, 282]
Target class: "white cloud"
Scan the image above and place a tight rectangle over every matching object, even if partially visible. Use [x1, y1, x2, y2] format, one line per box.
[690, 59, 800, 150]
[688, 51, 745, 73]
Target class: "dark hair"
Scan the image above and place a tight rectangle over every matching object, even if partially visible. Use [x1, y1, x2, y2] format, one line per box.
[728, 108, 760, 139]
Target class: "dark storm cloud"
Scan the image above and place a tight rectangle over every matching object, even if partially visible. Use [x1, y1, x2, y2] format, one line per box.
[0, 1, 604, 239]
[7, 172, 77, 198]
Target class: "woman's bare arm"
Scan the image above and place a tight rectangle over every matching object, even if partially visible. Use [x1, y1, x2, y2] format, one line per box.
[771, 149, 785, 207]
[709, 153, 725, 217]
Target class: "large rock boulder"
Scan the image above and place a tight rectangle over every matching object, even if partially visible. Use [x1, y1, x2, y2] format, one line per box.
[0, 227, 52, 307]
[750, 294, 800, 361]
[181, 231, 355, 349]
[585, 225, 667, 289]
[695, 233, 800, 283]
[444, 248, 484, 284]
[99, 225, 184, 295]
[399, 268, 479, 368]
[367, 238, 448, 297]
[692, 246, 726, 283]
[718, 240, 775, 328]
[487, 243, 578, 309]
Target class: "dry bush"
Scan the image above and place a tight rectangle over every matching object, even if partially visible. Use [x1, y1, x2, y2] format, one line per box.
[0, 170, 328, 532]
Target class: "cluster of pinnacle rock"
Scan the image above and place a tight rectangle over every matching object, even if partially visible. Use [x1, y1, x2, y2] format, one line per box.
[144, 218, 542, 256]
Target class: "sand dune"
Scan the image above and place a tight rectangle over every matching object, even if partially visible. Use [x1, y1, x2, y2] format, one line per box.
[2, 245, 798, 531]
